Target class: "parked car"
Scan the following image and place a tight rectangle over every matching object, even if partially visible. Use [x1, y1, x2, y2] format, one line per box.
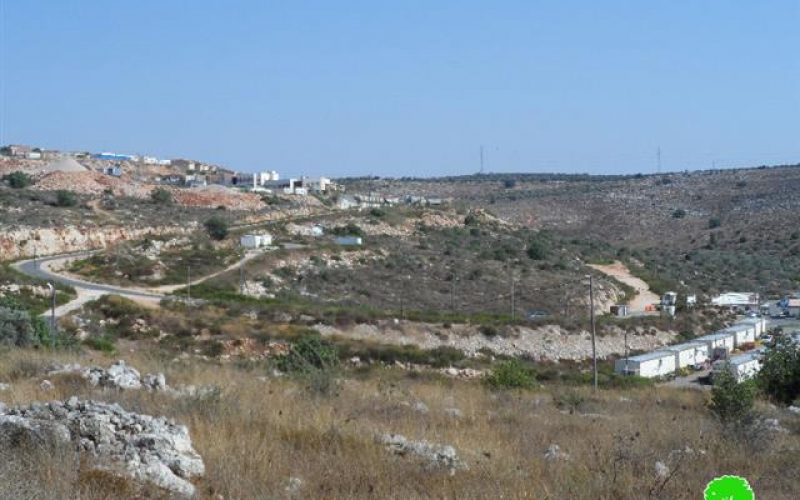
[526, 310, 550, 320]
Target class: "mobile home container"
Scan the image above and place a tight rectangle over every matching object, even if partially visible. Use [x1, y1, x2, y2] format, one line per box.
[240, 233, 273, 249]
[334, 236, 363, 246]
[659, 342, 709, 370]
[614, 351, 676, 378]
[722, 324, 756, 348]
[712, 353, 761, 383]
[737, 317, 766, 338]
[694, 332, 736, 359]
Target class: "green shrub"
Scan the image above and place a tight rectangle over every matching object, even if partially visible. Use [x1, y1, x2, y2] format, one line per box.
[708, 217, 721, 229]
[758, 336, 800, 405]
[150, 188, 173, 205]
[276, 335, 339, 373]
[54, 190, 78, 207]
[485, 359, 536, 389]
[331, 223, 364, 237]
[479, 324, 500, 337]
[672, 209, 686, 219]
[204, 215, 229, 240]
[3, 171, 32, 189]
[84, 336, 116, 353]
[0, 306, 38, 346]
[710, 366, 755, 424]
[90, 295, 144, 319]
[553, 390, 585, 414]
[527, 238, 549, 260]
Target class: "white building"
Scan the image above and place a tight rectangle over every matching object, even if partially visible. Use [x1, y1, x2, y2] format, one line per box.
[711, 292, 759, 309]
[712, 353, 761, 383]
[240, 233, 273, 249]
[721, 324, 757, 349]
[334, 236, 363, 246]
[336, 196, 357, 210]
[694, 332, 736, 359]
[287, 224, 324, 237]
[737, 317, 766, 337]
[301, 176, 331, 193]
[614, 351, 676, 378]
[658, 342, 709, 370]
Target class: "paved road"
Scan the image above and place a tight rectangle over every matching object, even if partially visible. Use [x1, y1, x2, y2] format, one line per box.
[13, 253, 165, 300]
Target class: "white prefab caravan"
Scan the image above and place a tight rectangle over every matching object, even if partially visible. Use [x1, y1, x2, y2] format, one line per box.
[712, 353, 761, 383]
[240, 233, 273, 249]
[659, 342, 709, 370]
[723, 324, 756, 348]
[694, 332, 736, 359]
[737, 317, 766, 338]
[615, 351, 676, 378]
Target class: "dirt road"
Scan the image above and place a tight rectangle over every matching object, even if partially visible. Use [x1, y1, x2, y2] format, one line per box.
[589, 261, 659, 313]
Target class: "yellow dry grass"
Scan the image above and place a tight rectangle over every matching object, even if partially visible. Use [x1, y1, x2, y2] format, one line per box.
[0, 348, 798, 499]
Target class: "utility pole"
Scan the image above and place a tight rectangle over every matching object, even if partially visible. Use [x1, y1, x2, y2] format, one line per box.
[510, 270, 516, 321]
[239, 251, 245, 295]
[657, 146, 662, 174]
[588, 274, 598, 391]
[624, 327, 629, 375]
[47, 282, 56, 347]
[450, 270, 458, 313]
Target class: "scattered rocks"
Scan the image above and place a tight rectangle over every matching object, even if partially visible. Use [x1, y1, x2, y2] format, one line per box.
[788, 405, 800, 415]
[0, 399, 204, 497]
[761, 418, 789, 433]
[543, 444, 570, 462]
[0, 382, 11, 391]
[39, 380, 54, 391]
[46, 360, 214, 398]
[440, 367, 484, 379]
[444, 407, 464, 419]
[285, 476, 304, 495]
[654, 460, 669, 479]
[378, 433, 466, 473]
[412, 401, 430, 414]
[84, 360, 144, 390]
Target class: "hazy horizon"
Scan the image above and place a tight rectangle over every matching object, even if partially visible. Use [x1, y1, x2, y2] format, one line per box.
[1, 1, 798, 177]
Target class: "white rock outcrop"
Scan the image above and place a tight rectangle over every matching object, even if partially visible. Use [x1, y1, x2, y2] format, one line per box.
[378, 433, 466, 473]
[0, 398, 204, 497]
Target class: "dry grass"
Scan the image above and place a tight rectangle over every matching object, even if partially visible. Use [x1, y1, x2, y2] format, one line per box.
[0, 348, 798, 499]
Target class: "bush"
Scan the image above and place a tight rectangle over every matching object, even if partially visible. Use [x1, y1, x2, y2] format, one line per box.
[276, 335, 339, 395]
[527, 238, 549, 260]
[672, 209, 686, 219]
[204, 216, 229, 240]
[485, 359, 536, 389]
[331, 223, 364, 237]
[710, 366, 755, 424]
[503, 179, 517, 189]
[479, 324, 500, 337]
[3, 171, 32, 189]
[758, 336, 800, 405]
[54, 190, 77, 207]
[708, 218, 721, 229]
[0, 306, 49, 347]
[276, 335, 339, 374]
[84, 336, 116, 353]
[150, 188, 173, 205]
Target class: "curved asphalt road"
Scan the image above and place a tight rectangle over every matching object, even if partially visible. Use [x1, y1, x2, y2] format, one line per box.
[13, 253, 166, 300]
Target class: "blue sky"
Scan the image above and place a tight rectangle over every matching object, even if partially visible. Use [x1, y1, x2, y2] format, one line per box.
[1, 1, 798, 177]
